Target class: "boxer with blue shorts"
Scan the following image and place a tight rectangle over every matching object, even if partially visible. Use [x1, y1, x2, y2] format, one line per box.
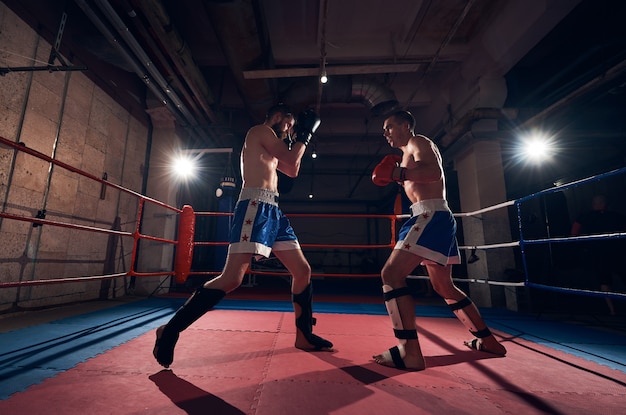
[153, 104, 332, 369]
[395, 199, 461, 266]
[229, 188, 300, 257]
[371, 110, 506, 371]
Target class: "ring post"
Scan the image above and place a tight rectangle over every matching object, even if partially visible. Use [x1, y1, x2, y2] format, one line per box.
[174, 205, 196, 284]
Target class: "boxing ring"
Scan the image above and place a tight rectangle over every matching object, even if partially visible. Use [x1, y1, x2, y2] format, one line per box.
[1, 134, 626, 413]
[2, 132, 625, 305]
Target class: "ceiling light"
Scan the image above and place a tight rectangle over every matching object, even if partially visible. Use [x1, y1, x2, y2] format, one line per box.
[320, 70, 328, 84]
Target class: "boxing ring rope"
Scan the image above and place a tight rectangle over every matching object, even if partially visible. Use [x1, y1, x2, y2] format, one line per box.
[2, 130, 625, 307]
[190, 212, 399, 280]
[515, 166, 626, 300]
[0, 134, 180, 290]
[435, 166, 626, 298]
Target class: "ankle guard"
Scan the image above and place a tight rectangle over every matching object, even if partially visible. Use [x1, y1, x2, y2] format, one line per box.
[383, 285, 418, 341]
[292, 283, 333, 349]
[447, 296, 492, 338]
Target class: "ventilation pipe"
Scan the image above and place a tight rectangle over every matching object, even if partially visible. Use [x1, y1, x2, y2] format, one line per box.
[74, 0, 213, 142]
[282, 76, 399, 115]
[350, 76, 399, 115]
[202, 0, 275, 123]
[134, 0, 221, 124]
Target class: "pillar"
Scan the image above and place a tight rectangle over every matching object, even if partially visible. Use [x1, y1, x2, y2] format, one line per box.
[454, 134, 517, 309]
[449, 76, 519, 310]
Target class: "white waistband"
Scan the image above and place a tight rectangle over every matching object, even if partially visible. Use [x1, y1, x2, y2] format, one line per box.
[410, 199, 449, 216]
[238, 188, 279, 206]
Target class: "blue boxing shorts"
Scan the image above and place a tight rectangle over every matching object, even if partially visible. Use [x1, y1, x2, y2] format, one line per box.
[228, 188, 300, 258]
[395, 199, 461, 266]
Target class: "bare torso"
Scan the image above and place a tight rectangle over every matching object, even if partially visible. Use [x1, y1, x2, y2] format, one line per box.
[400, 134, 446, 204]
[241, 124, 280, 191]
[240, 122, 304, 192]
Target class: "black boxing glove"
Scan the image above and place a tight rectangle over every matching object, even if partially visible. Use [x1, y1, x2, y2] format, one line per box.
[294, 109, 321, 146]
[283, 135, 294, 150]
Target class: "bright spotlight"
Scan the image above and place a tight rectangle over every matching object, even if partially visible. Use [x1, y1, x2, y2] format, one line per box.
[519, 132, 555, 163]
[171, 154, 197, 180]
[523, 139, 549, 159]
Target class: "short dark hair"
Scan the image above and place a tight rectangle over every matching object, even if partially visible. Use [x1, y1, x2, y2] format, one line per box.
[389, 110, 415, 131]
[266, 103, 292, 120]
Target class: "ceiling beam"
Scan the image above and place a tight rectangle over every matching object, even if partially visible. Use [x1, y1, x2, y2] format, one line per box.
[243, 63, 421, 79]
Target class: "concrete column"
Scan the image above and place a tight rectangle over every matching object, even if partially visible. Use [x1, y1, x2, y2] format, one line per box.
[444, 75, 522, 310]
[453, 132, 517, 310]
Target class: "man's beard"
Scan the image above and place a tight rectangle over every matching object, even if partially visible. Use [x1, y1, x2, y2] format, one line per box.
[271, 122, 287, 139]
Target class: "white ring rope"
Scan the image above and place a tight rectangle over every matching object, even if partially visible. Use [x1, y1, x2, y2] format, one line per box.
[458, 241, 520, 250]
[395, 190, 625, 290]
[396, 200, 516, 220]
[452, 200, 516, 217]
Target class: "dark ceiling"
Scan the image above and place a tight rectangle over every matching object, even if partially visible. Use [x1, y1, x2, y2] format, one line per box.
[3, 0, 626, 207]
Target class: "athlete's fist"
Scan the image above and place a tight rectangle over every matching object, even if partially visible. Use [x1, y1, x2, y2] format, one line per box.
[294, 109, 321, 146]
[372, 154, 405, 186]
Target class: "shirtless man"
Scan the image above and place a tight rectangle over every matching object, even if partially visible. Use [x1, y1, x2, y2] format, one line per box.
[371, 110, 506, 371]
[153, 104, 333, 368]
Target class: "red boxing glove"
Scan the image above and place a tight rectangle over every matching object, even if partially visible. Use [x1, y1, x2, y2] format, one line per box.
[372, 154, 406, 186]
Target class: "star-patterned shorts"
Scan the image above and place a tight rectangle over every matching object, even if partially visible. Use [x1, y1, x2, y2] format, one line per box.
[228, 188, 300, 258]
[395, 199, 461, 266]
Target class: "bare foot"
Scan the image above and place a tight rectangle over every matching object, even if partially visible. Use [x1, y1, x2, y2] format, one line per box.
[373, 344, 425, 371]
[464, 335, 507, 356]
[295, 330, 334, 352]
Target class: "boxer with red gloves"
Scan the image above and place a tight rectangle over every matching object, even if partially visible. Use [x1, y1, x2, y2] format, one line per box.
[371, 111, 506, 371]
[371, 154, 406, 185]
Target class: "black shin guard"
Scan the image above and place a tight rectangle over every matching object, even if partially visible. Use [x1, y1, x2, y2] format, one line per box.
[154, 287, 225, 367]
[292, 283, 333, 350]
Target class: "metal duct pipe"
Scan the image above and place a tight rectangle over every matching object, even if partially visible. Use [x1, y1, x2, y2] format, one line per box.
[135, 0, 221, 124]
[282, 76, 399, 115]
[74, 0, 211, 141]
[202, 0, 275, 123]
[351, 77, 399, 115]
